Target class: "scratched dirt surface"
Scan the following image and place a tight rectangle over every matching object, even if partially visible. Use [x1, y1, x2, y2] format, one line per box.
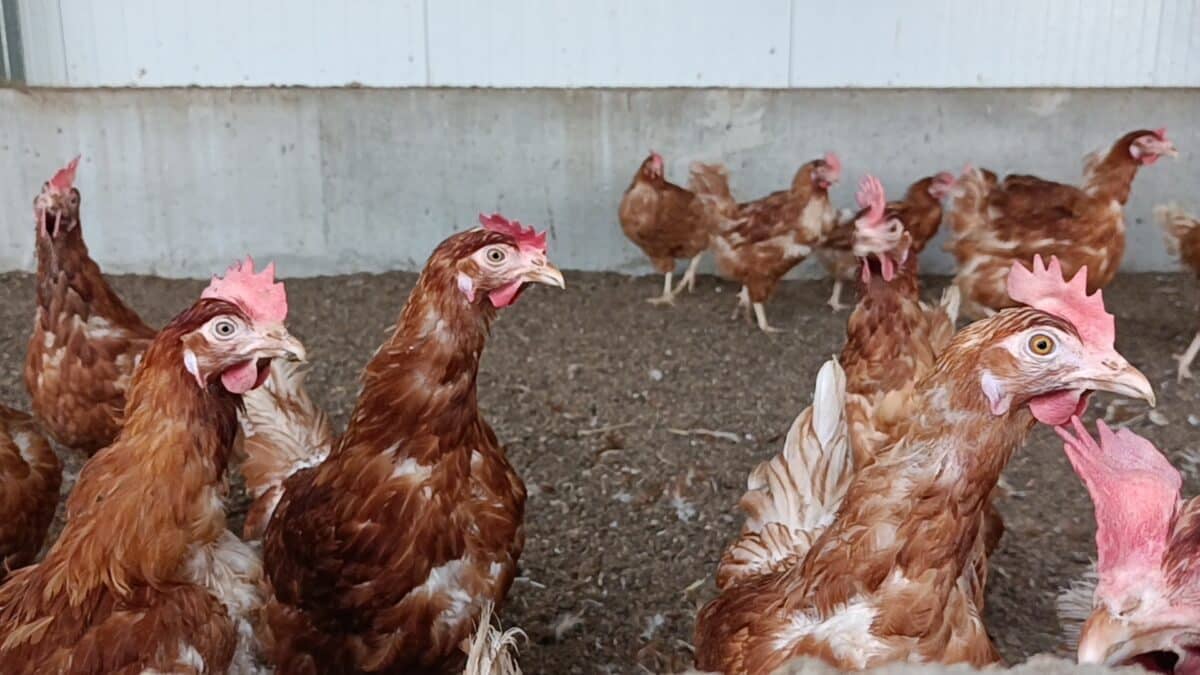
[0, 269, 1196, 674]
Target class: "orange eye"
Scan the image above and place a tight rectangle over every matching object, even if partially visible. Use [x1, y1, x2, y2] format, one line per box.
[1028, 333, 1055, 356]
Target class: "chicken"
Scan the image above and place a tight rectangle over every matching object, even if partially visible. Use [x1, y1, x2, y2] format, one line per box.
[0, 259, 304, 673]
[619, 153, 733, 304]
[818, 171, 955, 311]
[0, 405, 61, 580]
[1054, 418, 1200, 673]
[694, 256, 1156, 674]
[711, 154, 840, 332]
[1155, 204, 1200, 382]
[25, 156, 156, 454]
[949, 129, 1177, 319]
[255, 214, 564, 674]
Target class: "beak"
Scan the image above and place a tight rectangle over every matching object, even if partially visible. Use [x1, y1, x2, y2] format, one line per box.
[1164, 142, 1180, 158]
[1079, 607, 1198, 669]
[1067, 352, 1156, 407]
[258, 326, 307, 363]
[523, 262, 565, 289]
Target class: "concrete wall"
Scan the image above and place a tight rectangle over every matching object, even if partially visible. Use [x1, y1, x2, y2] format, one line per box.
[1, 87, 1196, 279]
[17, 0, 1200, 88]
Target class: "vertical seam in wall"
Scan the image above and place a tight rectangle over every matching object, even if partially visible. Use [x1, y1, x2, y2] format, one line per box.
[422, 0, 431, 85]
[56, 0, 68, 84]
[786, 0, 794, 86]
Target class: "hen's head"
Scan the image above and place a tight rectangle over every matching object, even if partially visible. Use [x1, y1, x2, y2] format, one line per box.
[33, 156, 82, 241]
[810, 152, 841, 191]
[177, 258, 305, 395]
[448, 214, 564, 310]
[851, 175, 910, 282]
[1126, 128, 1178, 166]
[968, 256, 1154, 425]
[639, 151, 666, 181]
[1056, 418, 1200, 673]
[927, 171, 957, 201]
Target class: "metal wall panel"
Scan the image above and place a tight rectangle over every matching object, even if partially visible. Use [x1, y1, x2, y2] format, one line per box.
[11, 0, 1200, 87]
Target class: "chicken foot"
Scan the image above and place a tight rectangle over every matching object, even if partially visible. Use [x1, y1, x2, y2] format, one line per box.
[1176, 330, 1200, 383]
[753, 302, 782, 333]
[647, 272, 675, 305]
[730, 286, 751, 321]
[672, 254, 703, 296]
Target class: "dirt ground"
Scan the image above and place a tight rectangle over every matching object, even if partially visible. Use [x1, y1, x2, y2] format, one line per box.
[0, 269, 1197, 674]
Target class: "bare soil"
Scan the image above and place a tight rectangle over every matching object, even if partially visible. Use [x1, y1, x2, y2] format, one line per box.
[1, 270, 1196, 674]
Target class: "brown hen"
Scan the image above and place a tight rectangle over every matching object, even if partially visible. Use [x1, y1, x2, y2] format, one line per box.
[258, 215, 563, 674]
[1155, 204, 1200, 383]
[619, 153, 733, 304]
[710, 154, 840, 332]
[949, 129, 1177, 319]
[0, 260, 304, 674]
[695, 256, 1155, 674]
[0, 405, 61, 581]
[24, 156, 156, 454]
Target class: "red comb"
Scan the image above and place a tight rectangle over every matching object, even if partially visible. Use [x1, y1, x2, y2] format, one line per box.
[1154, 127, 1168, 140]
[48, 156, 81, 191]
[934, 171, 956, 185]
[201, 257, 288, 324]
[823, 152, 841, 179]
[1056, 418, 1179, 584]
[855, 175, 886, 226]
[1006, 255, 1114, 351]
[479, 213, 547, 253]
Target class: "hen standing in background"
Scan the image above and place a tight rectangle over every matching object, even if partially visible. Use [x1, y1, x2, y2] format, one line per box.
[1054, 419, 1200, 672]
[0, 259, 304, 674]
[1155, 204, 1200, 382]
[949, 128, 1177, 319]
[694, 256, 1156, 674]
[710, 153, 840, 332]
[255, 215, 564, 674]
[816, 171, 956, 311]
[25, 156, 156, 454]
[619, 152, 734, 304]
[0, 405, 61, 582]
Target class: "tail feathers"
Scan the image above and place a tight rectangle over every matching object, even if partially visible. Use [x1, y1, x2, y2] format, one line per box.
[717, 358, 850, 587]
[1055, 563, 1098, 654]
[239, 359, 334, 539]
[462, 602, 525, 675]
[948, 166, 991, 237]
[1155, 203, 1198, 256]
[688, 162, 738, 218]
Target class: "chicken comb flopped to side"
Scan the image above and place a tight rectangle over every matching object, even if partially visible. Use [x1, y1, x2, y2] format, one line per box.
[201, 256, 289, 323]
[47, 156, 81, 191]
[1007, 255, 1114, 351]
[855, 174, 886, 227]
[934, 171, 956, 186]
[479, 213, 548, 254]
[823, 152, 841, 181]
[1056, 417, 1180, 591]
[1154, 127, 1169, 141]
[649, 150, 663, 172]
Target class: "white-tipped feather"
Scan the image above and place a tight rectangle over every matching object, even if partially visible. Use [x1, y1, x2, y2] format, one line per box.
[462, 602, 525, 675]
[939, 285, 961, 325]
[718, 358, 850, 586]
[1055, 563, 1099, 654]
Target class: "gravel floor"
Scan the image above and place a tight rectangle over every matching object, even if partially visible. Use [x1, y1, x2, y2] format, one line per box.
[0, 269, 1196, 674]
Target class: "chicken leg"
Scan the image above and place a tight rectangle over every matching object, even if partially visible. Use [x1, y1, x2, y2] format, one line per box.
[647, 272, 675, 305]
[753, 302, 782, 333]
[731, 286, 751, 321]
[1176, 330, 1200, 383]
[673, 254, 703, 295]
[827, 279, 849, 312]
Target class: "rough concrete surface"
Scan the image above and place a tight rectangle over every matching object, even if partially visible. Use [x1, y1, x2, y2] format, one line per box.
[1, 267, 1197, 674]
[2, 87, 1197, 277]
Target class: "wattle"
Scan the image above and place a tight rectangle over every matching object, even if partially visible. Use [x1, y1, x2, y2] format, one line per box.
[488, 280, 524, 308]
[1029, 390, 1088, 426]
[221, 360, 260, 394]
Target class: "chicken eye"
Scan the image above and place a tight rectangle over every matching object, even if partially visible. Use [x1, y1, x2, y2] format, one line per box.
[213, 319, 238, 339]
[1028, 333, 1055, 356]
[486, 247, 507, 264]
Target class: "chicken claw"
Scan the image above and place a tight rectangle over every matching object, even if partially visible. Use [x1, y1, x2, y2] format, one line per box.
[826, 280, 849, 312]
[754, 303, 784, 333]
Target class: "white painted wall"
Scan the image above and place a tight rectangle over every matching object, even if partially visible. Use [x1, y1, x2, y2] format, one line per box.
[16, 0, 1200, 88]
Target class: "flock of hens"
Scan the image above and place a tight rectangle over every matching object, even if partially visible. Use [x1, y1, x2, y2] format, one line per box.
[0, 126, 1195, 675]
